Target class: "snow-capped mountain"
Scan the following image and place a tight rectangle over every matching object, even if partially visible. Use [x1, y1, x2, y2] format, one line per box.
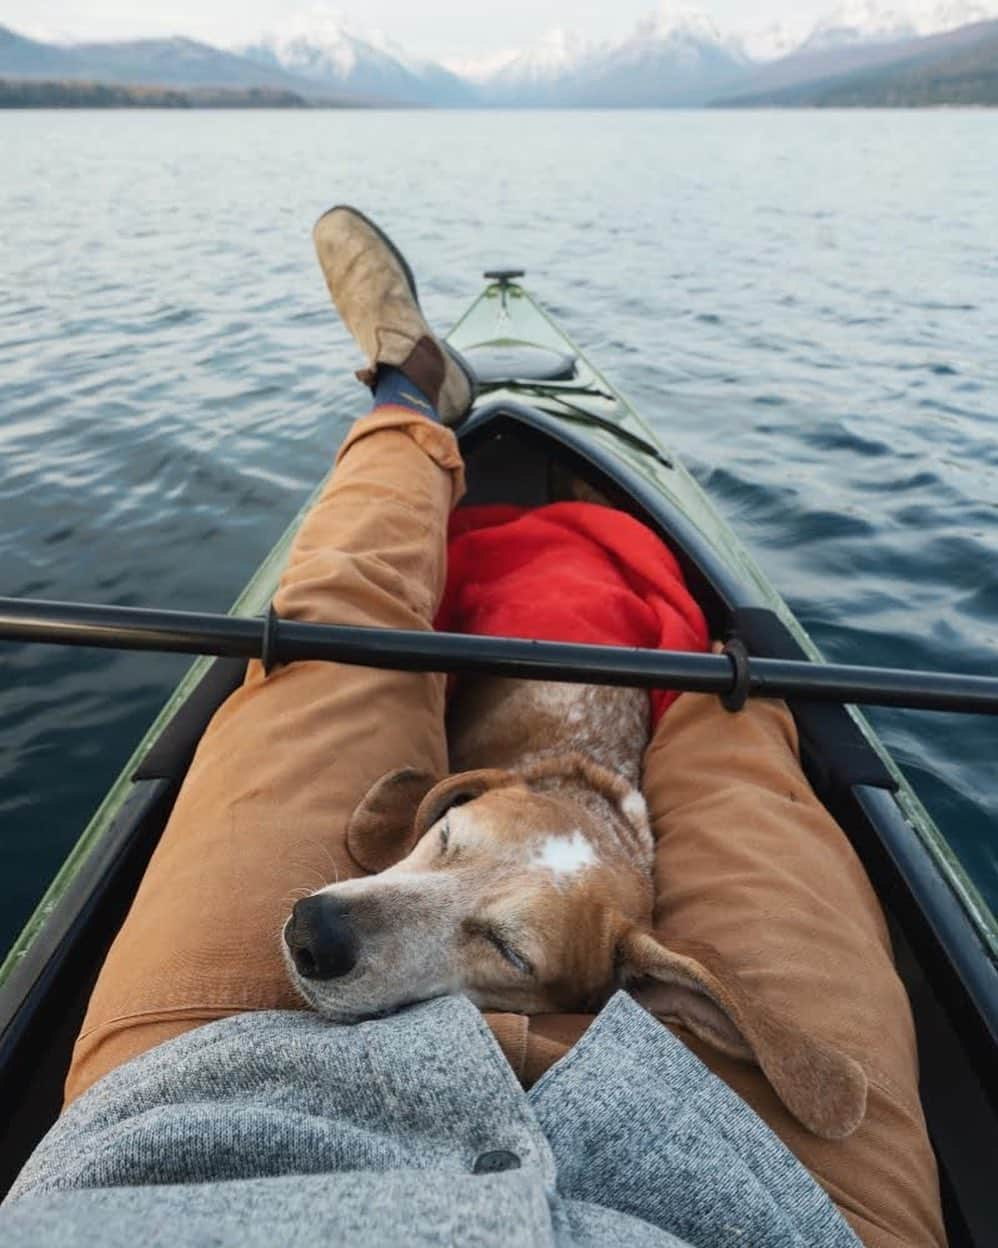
[732, 1, 995, 63]
[488, 30, 592, 88]
[457, 1, 998, 105]
[568, 9, 750, 106]
[471, 8, 751, 106]
[464, 29, 596, 102]
[242, 13, 472, 105]
[798, 0, 997, 52]
[717, 1, 998, 103]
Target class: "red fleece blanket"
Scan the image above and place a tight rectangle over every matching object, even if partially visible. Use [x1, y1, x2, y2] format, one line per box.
[435, 503, 709, 725]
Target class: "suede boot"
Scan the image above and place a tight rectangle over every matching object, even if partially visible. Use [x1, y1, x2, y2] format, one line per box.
[313, 205, 477, 425]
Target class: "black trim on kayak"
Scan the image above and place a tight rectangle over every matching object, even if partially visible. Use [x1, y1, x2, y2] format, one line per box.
[847, 782, 998, 1247]
[134, 657, 247, 782]
[852, 784, 998, 1100]
[0, 777, 174, 1195]
[899, 917, 998, 1248]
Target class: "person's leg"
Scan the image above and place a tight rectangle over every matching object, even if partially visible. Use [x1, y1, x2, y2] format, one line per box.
[66, 206, 475, 1103]
[638, 691, 946, 1248]
[65, 406, 464, 1102]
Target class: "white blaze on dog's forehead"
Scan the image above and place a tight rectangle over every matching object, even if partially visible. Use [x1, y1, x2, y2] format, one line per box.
[532, 830, 597, 880]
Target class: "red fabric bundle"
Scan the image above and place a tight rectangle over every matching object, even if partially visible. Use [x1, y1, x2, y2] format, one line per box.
[435, 502, 709, 725]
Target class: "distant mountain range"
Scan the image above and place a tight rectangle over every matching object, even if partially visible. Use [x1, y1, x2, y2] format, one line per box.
[0, 25, 355, 103]
[721, 18, 998, 105]
[2, 3, 997, 108]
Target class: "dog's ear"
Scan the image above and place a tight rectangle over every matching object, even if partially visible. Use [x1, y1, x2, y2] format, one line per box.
[617, 931, 867, 1141]
[347, 768, 519, 873]
[346, 768, 439, 873]
[413, 769, 518, 840]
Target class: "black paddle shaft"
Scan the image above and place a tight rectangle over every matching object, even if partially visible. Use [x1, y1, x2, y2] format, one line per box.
[0, 596, 996, 716]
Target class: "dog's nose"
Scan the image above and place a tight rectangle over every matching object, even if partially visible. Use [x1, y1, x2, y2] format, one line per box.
[285, 895, 357, 981]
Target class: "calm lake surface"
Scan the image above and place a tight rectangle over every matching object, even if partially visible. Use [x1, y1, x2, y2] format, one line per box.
[1, 109, 996, 955]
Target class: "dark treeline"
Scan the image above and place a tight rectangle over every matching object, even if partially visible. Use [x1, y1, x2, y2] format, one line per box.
[0, 79, 348, 108]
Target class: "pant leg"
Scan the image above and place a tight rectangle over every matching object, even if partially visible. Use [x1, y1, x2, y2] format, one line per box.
[65, 409, 465, 1104]
[488, 692, 946, 1246]
[639, 691, 946, 1248]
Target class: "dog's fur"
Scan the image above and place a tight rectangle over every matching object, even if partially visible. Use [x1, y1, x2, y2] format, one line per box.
[282, 674, 867, 1141]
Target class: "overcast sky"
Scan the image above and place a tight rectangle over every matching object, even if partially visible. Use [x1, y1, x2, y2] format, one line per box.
[8, 1, 845, 59]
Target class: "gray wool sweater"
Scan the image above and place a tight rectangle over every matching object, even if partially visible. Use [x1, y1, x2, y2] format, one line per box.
[2, 992, 859, 1247]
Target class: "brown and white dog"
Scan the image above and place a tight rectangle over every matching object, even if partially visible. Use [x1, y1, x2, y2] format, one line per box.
[281, 669, 867, 1141]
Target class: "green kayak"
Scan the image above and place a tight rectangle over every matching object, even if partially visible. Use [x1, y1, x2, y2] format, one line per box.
[1, 275, 995, 1242]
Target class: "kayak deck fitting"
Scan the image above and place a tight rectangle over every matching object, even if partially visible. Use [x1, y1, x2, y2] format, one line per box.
[0, 277, 995, 1243]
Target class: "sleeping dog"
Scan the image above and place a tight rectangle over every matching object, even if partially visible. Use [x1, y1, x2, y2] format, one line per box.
[284, 679, 653, 1021]
[281, 507, 867, 1143]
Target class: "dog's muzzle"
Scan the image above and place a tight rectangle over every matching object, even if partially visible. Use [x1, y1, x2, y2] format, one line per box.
[284, 895, 358, 981]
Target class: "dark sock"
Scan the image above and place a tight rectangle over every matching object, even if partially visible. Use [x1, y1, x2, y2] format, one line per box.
[371, 365, 439, 421]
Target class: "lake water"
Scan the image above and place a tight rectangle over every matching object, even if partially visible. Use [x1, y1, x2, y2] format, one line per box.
[1, 109, 996, 955]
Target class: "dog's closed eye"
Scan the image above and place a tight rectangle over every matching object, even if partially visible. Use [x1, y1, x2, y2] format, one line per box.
[467, 922, 534, 976]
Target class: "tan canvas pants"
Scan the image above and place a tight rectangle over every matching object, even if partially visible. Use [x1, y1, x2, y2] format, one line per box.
[66, 409, 945, 1248]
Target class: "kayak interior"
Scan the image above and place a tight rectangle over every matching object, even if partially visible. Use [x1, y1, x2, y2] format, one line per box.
[0, 399, 996, 1241]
